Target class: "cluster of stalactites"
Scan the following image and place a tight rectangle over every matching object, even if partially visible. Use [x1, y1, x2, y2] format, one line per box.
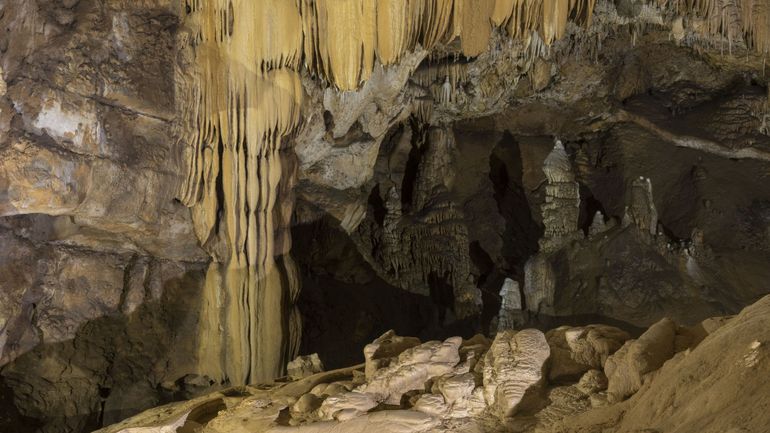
[663, 0, 770, 54]
[179, 0, 304, 258]
[178, 0, 305, 385]
[300, 0, 597, 91]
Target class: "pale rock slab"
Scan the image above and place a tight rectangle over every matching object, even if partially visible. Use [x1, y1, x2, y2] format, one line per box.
[364, 330, 421, 380]
[360, 336, 462, 405]
[547, 325, 630, 381]
[605, 317, 676, 402]
[318, 337, 462, 421]
[483, 329, 550, 418]
[115, 411, 189, 433]
[317, 391, 378, 421]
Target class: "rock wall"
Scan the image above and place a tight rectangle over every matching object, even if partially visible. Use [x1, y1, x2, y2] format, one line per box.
[1, 0, 770, 432]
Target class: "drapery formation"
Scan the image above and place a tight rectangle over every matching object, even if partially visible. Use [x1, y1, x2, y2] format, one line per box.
[177, 0, 304, 385]
[664, 0, 770, 54]
[176, 0, 601, 385]
[300, 0, 598, 90]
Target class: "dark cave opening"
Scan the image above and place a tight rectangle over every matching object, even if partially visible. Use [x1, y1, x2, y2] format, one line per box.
[291, 214, 440, 369]
[487, 133, 543, 278]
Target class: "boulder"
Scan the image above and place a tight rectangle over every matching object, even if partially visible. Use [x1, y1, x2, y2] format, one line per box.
[547, 324, 631, 382]
[363, 330, 421, 380]
[483, 329, 550, 418]
[604, 317, 677, 402]
[287, 354, 325, 381]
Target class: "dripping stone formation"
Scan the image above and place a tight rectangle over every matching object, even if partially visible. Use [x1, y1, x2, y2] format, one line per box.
[1, 0, 770, 432]
[176, 0, 602, 386]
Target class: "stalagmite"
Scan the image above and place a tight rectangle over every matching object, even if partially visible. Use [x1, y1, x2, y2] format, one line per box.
[629, 177, 658, 236]
[523, 254, 557, 314]
[494, 278, 523, 333]
[539, 140, 582, 252]
[483, 329, 550, 418]
[589, 210, 607, 237]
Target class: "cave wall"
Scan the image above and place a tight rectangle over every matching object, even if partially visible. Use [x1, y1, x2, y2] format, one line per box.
[0, 0, 769, 432]
[0, 2, 211, 432]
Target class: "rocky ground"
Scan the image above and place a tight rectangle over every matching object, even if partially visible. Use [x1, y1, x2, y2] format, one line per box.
[94, 294, 770, 433]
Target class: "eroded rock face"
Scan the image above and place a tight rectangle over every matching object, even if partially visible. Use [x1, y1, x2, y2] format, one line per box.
[0, 2, 209, 432]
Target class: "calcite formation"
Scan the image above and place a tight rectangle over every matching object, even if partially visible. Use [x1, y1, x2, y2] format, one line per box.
[96, 295, 770, 433]
[523, 252, 557, 314]
[3, 0, 770, 431]
[483, 329, 550, 418]
[494, 278, 523, 333]
[539, 140, 582, 252]
[354, 125, 482, 318]
[547, 325, 631, 381]
[625, 176, 659, 236]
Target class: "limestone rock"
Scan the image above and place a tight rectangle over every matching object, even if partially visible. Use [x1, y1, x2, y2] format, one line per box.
[359, 337, 462, 405]
[605, 317, 677, 402]
[523, 254, 557, 315]
[483, 329, 550, 418]
[317, 391, 378, 421]
[269, 410, 440, 433]
[576, 369, 608, 395]
[287, 354, 325, 381]
[547, 325, 631, 382]
[628, 177, 659, 236]
[364, 330, 421, 380]
[588, 211, 608, 237]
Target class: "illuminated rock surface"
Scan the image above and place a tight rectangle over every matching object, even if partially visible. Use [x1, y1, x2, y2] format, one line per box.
[1, 0, 770, 431]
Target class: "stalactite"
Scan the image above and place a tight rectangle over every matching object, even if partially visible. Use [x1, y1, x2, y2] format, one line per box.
[298, 0, 597, 91]
[665, 0, 770, 54]
[179, 0, 304, 385]
[178, 0, 610, 386]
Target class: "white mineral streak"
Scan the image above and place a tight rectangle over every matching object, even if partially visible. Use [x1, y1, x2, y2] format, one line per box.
[484, 329, 550, 418]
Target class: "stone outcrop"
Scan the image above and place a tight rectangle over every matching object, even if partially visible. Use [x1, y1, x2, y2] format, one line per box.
[352, 125, 482, 319]
[604, 317, 677, 403]
[363, 331, 422, 380]
[288, 354, 325, 381]
[547, 325, 631, 382]
[483, 329, 550, 418]
[93, 295, 770, 433]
